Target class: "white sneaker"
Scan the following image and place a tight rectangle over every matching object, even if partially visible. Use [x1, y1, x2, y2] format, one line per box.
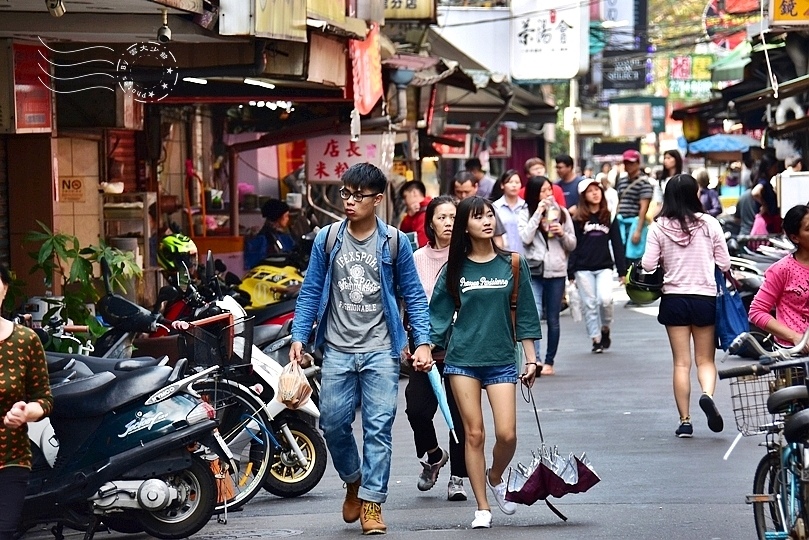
[447, 475, 468, 501]
[485, 468, 516, 515]
[471, 509, 492, 529]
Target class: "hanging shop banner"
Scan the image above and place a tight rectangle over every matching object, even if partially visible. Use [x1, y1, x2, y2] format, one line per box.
[488, 125, 512, 158]
[349, 23, 383, 115]
[306, 133, 396, 184]
[510, 0, 589, 81]
[608, 103, 652, 138]
[384, 0, 436, 22]
[602, 51, 646, 90]
[0, 42, 53, 133]
[668, 54, 714, 100]
[769, 0, 809, 26]
[611, 96, 666, 133]
[432, 129, 470, 159]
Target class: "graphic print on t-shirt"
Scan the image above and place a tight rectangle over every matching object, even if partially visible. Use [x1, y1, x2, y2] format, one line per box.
[460, 275, 509, 293]
[335, 252, 381, 313]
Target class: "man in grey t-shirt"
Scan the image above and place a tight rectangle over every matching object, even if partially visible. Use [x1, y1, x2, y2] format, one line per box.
[290, 163, 432, 535]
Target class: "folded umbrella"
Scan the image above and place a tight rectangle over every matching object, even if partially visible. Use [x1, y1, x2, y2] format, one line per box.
[505, 387, 600, 517]
[427, 365, 459, 444]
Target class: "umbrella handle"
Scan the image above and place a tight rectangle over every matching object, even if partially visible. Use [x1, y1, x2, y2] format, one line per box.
[528, 386, 544, 444]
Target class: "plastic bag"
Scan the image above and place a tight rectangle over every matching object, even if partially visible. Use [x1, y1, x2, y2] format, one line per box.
[566, 281, 582, 323]
[277, 362, 313, 409]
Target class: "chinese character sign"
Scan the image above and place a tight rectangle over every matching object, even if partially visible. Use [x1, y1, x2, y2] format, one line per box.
[349, 23, 383, 116]
[769, 0, 809, 24]
[510, 0, 589, 80]
[668, 54, 715, 99]
[306, 133, 396, 184]
[488, 125, 511, 158]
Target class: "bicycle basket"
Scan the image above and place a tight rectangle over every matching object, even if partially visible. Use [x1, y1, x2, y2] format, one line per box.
[185, 315, 254, 368]
[729, 366, 806, 436]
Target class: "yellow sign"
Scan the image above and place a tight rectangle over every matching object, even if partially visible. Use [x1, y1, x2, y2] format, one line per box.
[256, 0, 306, 42]
[384, 0, 436, 21]
[770, 0, 809, 25]
[59, 178, 85, 203]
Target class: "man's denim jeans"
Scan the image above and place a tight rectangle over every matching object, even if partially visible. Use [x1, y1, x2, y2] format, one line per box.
[320, 346, 400, 504]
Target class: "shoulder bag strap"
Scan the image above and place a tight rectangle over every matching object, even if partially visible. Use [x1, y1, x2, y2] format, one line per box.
[511, 253, 519, 342]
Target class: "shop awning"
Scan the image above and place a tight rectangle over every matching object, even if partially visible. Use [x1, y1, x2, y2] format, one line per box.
[687, 133, 762, 154]
[425, 28, 556, 125]
[709, 41, 752, 83]
[306, 16, 367, 40]
[730, 73, 809, 113]
[670, 98, 726, 121]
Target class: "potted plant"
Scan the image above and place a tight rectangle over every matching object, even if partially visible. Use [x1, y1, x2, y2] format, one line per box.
[26, 221, 142, 336]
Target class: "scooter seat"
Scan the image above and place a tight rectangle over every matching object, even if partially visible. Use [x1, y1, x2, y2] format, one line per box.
[47, 352, 164, 374]
[51, 365, 173, 418]
[245, 298, 297, 325]
[45, 354, 73, 373]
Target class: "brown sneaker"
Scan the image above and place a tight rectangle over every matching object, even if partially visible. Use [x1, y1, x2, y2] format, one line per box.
[360, 501, 387, 535]
[342, 479, 362, 523]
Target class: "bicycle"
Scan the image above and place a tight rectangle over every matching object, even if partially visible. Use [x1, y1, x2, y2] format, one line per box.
[719, 330, 809, 540]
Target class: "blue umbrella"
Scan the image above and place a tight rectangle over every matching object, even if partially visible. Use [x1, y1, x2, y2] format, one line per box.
[687, 133, 761, 154]
[428, 365, 459, 444]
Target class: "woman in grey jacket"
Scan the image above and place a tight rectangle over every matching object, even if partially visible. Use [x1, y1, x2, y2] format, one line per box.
[518, 176, 577, 375]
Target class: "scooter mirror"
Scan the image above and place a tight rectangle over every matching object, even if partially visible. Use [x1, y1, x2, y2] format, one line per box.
[205, 250, 214, 282]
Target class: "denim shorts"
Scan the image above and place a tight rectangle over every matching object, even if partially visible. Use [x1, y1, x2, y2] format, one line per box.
[658, 294, 716, 327]
[443, 363, 518, 386]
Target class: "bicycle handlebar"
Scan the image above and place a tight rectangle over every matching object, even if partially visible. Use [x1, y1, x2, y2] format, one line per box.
[62, 325, 89, 333]
[731, 329, 809, 360]
[718, 329, 809, 380]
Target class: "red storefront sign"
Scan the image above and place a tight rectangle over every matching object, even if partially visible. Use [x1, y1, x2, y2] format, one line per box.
[348, 23, 383, 116]
[13, 43, 52, 133]
[488, 125, 512, 158]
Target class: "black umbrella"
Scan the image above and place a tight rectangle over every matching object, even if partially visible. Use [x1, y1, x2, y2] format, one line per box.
[505, 387, 600, 520]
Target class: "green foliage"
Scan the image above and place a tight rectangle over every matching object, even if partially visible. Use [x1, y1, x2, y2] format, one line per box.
[25, 221, 142, 329]
[1, 272, 27, 318]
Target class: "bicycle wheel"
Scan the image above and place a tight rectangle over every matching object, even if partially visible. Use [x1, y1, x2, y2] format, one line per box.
[752, 451, 807, 540]
[197, 380, 273, 513]
[753, 452, 783, 538]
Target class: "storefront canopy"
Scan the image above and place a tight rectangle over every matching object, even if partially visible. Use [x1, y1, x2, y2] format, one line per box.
[709, 41, 752, 83]
[687, 133, 761, 154]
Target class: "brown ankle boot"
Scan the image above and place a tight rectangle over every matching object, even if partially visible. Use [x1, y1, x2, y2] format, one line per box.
[360, 501, 387, 535]
[342, 479, 362, 523]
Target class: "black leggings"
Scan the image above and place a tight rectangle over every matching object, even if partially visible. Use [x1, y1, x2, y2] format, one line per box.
[0, 467, 29, 540]
[404, 362, 467, 478]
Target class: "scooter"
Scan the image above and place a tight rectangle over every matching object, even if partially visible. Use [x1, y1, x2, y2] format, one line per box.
[20, 362, 234, 540]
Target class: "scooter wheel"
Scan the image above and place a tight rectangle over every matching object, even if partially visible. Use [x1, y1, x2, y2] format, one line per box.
[264, 416, 327, 498]
[136, 455, 216, 539]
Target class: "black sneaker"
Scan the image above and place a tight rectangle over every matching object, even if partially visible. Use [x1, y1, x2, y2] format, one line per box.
[601, 328, 611, 350]
[675, 421, 693, 438]
[699, 394, 724, 433]
[591, 342, 603, 354]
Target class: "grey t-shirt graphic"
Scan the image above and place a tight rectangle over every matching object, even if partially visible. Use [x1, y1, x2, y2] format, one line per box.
[324, 229, 392, 352]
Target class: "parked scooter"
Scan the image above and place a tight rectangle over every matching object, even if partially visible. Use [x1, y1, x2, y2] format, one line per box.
[19, 362, 233, 540]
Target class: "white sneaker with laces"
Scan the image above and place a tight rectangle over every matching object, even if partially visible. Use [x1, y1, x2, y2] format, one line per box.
[447, 475, 468, 501]
[485, 468, 516, 515]
[471, 509, 492, 529]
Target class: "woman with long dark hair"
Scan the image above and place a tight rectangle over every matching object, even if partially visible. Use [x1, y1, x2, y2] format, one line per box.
[650, 149, 683, 220]
[641, 174, 730, 438]
[518, 176, 576, 376]
[749, 204, 809, 350]
[430, 196, 540, 529]
[406, 196, 468, 501]
[570, 179, 627, 353]
[751, 153, 782, 233]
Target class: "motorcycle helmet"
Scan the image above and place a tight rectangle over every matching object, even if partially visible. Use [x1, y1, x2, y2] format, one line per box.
[626, 262, 663, 305]
[158, 233, 198, 272]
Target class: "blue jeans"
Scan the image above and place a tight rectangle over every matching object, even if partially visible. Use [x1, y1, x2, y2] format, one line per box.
[574, 269, 614, 339]
[320, 346, 400, 503]
[530, 276, 566, 365]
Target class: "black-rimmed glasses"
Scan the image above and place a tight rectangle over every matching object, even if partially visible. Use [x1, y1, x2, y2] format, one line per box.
[339, 188, 381, 202]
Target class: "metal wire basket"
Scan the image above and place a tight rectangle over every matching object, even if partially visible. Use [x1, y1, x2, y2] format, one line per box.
[185, 316, 254, 368]
[729, 366, 806, 436]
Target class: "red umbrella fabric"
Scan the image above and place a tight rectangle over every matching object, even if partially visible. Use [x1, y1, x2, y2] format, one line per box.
[505, 387, 600, 513]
